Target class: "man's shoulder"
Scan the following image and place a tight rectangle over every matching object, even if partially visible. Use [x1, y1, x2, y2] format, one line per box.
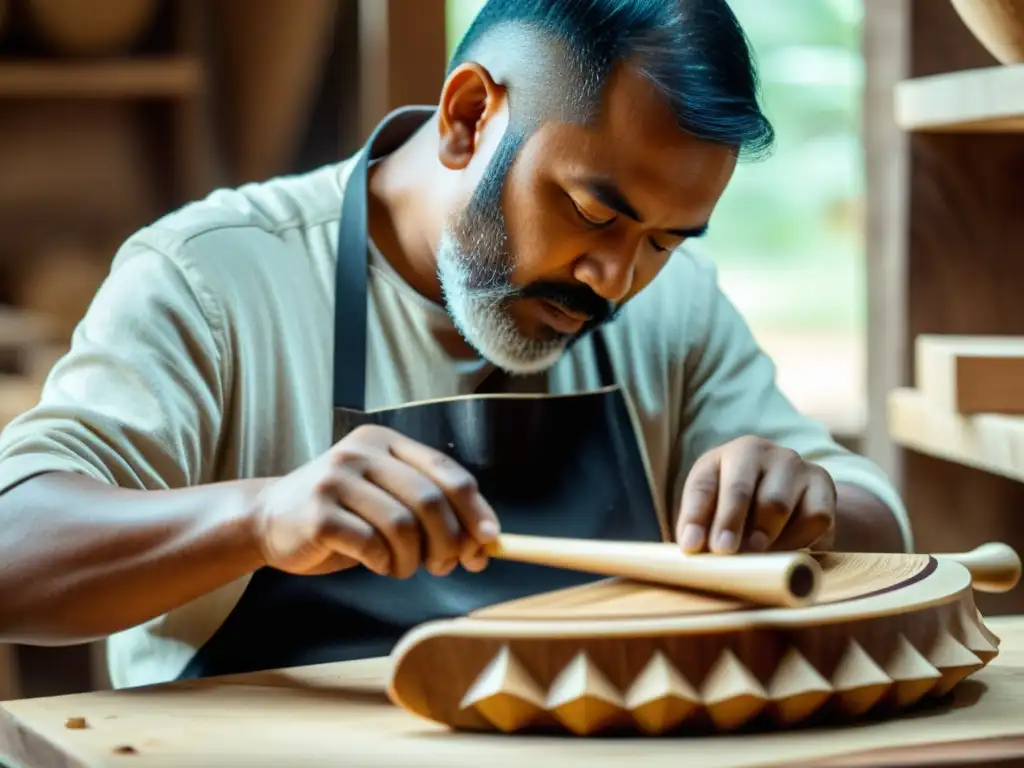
[112, 160, 358, 304]
[101, 159, 359, 345]
[119, 160, 355, 271]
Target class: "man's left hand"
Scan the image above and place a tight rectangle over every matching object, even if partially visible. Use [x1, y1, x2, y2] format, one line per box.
[676, 436, 836, 554]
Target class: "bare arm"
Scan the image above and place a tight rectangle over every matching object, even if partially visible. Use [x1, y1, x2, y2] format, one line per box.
[0, 472, 268, 645]
[0, 246, 260, 644]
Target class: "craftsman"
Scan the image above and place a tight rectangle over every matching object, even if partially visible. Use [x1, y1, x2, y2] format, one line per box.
[0, 0, 911, 689]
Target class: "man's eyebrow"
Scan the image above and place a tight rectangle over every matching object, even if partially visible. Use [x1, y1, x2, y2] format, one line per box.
[581, 178, 709, 238]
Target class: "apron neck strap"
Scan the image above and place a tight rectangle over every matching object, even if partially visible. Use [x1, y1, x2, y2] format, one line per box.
[332, 108, 434, 412]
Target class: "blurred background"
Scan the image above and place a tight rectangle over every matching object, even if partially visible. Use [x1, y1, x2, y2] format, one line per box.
[0, 0, 1017, 705]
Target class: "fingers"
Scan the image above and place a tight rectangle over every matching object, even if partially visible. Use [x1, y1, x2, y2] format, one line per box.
[772, 469, 836, 551]
[321, 425, 499, 578]
[746, 451, 804, 552]
[313, 503, 393, 576]
[707, 444, 762, 554]
[677, 452, 720, 553]
[388, 433, 501, 547]
[361, 457, 465, 577]
[676, 438, 837, 555]
[387, 432, 500, 572]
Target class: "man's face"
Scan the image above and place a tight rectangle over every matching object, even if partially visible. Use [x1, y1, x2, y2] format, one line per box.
[436, 65, 737, 374]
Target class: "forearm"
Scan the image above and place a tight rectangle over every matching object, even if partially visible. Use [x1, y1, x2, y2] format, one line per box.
[0, 471, 269, 645]
[824, 482, 907, 553]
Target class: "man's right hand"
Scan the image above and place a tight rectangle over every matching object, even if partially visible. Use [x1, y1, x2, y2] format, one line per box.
[249, 424, 501, 579]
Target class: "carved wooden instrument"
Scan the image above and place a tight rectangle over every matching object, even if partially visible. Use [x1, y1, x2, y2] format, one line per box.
[388, 542, 1020, 737]
[486, 533, 823, 607]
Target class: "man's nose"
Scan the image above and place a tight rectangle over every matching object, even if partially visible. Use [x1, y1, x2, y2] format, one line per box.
[571, 246, 637, 304]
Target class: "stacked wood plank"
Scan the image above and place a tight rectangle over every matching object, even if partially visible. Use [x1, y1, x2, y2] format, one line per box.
[889, 335, 1024, 483]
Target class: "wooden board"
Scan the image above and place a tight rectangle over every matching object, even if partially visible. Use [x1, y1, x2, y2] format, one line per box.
[0, 617, 1022, 768]
[915, 335, 1024, 414]
[0, 58, 202, 99]
[888, 387, 1024, 483]
[895, 63, 1024, 131]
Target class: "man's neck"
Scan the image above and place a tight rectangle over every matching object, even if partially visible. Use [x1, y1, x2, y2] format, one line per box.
[367, 117, 446, 305]
[365, 115, 479, 361]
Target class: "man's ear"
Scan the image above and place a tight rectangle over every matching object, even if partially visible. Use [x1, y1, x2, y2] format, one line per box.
[437, 62, 505, 171]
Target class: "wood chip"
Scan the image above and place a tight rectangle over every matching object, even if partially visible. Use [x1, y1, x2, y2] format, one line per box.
[64, 716, 87, 729]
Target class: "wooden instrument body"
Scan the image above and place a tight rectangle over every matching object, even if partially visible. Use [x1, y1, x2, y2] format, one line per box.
[387, 553, 999, 736]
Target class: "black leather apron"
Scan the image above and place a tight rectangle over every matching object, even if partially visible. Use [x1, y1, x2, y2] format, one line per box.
[178, 108, 666, 680]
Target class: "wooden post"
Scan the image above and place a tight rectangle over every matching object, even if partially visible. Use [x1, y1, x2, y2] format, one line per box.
[357, 0, 448, 141]
[862, 0, 910, 483]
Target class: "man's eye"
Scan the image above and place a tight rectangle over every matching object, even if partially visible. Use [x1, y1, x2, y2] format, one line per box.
[570, 197, 615, 227]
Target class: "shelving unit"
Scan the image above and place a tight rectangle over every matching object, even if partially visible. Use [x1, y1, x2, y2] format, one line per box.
[0, 0, 222, 703]
[864, 0, 1024, 616]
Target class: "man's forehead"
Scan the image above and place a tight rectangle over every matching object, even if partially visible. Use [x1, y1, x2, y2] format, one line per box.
[525, 113, 736, 202]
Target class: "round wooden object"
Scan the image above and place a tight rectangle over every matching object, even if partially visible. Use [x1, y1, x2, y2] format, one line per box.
[388, 547, 1014, 737]
[950, 0, 1024, 64]
[24, 0, 159, 57]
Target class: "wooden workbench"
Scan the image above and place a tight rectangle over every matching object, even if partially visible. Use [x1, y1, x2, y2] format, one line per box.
[1, 616, 1023, 768]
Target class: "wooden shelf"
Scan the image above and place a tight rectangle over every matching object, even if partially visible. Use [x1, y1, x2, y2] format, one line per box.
[888, 387, 1024, 483]
[895, 64, 1024, 132]
[0, 57, 203, 99]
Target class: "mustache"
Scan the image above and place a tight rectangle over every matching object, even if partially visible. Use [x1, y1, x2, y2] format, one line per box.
[517, 281, 618, 327]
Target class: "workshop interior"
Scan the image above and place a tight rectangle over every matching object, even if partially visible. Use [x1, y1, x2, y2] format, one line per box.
[0, 0, 1022, 748]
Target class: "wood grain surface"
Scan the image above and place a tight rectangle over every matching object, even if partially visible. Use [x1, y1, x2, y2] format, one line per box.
[0, 617, 1021, 768]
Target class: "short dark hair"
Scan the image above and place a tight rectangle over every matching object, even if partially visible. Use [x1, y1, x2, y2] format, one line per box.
[448, 0, 774, 161]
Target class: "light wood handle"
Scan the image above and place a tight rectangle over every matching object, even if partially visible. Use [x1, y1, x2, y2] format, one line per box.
[935, 542, 1022, 593]
[486, 533, 822, 608]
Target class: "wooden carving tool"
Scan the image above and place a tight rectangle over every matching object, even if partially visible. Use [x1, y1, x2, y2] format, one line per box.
[485, 535, 1024, 608]
[486, 533, 823, 608]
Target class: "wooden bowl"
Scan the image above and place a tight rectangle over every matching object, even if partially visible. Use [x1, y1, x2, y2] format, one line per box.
[950, 0, 1024, 64]
[24, 0, 159, 57]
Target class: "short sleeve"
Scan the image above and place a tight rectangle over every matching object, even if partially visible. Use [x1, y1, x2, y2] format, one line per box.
[0, 240, 227, 494]
[674, 262, 913, 552]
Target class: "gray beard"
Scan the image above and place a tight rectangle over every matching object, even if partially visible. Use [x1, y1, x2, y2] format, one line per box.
[435, 226, 567, 375]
